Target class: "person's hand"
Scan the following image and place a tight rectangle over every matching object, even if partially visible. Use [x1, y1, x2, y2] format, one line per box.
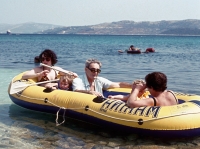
[70, 72, 78, 78]
[108, 95, 114, 99]
[40, 70, 49, 77]
[133, 79, 145, 85]
[46, 86, 57, 90]
[135, 83, 146, 91]
[45, 83, 57, 90]
[59, 71, 78, 78]
[132, 79, 146, 91]
[88, 90, 103, 97]
[132, 82, 146, 91]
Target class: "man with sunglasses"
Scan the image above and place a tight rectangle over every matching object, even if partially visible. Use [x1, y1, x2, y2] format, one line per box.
[72, 58, 132, 97]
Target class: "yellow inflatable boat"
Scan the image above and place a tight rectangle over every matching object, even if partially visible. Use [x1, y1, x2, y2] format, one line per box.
[8, 72, 200, 138]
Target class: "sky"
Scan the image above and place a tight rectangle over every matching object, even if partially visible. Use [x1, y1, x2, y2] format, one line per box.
[1, 0, 200, 26]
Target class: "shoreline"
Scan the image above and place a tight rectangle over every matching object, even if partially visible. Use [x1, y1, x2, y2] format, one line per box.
[1, 33, 200, 37]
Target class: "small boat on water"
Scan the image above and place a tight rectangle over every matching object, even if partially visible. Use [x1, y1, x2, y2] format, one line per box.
[118, 47, 155, 54]
[127, 50, 141, 54]
[8, 72, 200, 138]
[118, 49, 141, 54]
[7, 30, 11, 35]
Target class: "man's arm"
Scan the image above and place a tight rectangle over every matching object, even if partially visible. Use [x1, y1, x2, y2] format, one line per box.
[108, 94, 130, 101]
[109, 82, 132, 88]
[127, 83, 148, 108]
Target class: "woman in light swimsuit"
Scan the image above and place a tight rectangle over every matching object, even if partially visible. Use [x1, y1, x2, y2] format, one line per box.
[108, 72, 178, 108]
[22, 49, 77, 88]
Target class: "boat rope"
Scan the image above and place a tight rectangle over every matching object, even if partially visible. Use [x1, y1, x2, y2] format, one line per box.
[16, 93, 200, 124]
[87, 108, 200, 123]
[16, 93, 85, 126]
[55, 107, 66, 126]
[16, 93, 84, 110]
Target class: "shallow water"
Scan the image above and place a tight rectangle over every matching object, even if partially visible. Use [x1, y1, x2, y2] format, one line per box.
[1, 34, 200, 148]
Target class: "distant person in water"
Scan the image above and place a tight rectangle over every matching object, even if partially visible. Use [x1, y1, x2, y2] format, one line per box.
[108, 72, 178, 108]
[128, 45, 140, 51]
[118, 45, 140, 53]
[145, 48, 155, 53]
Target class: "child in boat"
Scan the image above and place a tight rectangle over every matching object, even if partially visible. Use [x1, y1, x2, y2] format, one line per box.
[46, 75, 73, 91]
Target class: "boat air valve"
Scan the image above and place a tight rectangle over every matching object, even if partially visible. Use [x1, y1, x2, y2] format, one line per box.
[138, 119, 143, 125]
[44, 98, 48, 103]
[93, 96, 107, 103]
[85, 105, 89, 111]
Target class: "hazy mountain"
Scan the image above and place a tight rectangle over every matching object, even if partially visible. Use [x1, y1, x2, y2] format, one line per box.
[0, 22, 64, 34]
[1, 19, 200, 35]
[37, 19, 200, 35]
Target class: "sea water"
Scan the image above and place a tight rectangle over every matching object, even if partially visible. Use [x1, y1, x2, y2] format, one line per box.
[0, 34, 200, 148]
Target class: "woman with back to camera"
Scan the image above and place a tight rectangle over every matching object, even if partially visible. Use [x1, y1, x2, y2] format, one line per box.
[108, 72, 178, 108]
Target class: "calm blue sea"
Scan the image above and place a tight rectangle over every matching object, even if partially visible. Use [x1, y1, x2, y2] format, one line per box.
[0, 34, 200, 148]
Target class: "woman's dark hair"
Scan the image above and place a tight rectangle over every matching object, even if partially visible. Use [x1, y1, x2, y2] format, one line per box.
[145, 72, 167, 92]
[34, 56, 40, 63]
[39, 49, 58, 65]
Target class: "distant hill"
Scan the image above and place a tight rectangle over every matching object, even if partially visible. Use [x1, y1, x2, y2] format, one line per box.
[1, 19, 200, 35]
[37, 19, 200, 35]
[0, 22, 63, 34]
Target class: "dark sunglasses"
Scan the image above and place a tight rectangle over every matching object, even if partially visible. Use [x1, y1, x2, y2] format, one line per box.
[87, 67, 101, 73]
[41, 57, 51, 62]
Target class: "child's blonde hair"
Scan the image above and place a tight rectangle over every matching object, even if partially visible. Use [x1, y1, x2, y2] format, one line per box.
[59, 75, 73, 84]
[58, 75, 74, 90]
